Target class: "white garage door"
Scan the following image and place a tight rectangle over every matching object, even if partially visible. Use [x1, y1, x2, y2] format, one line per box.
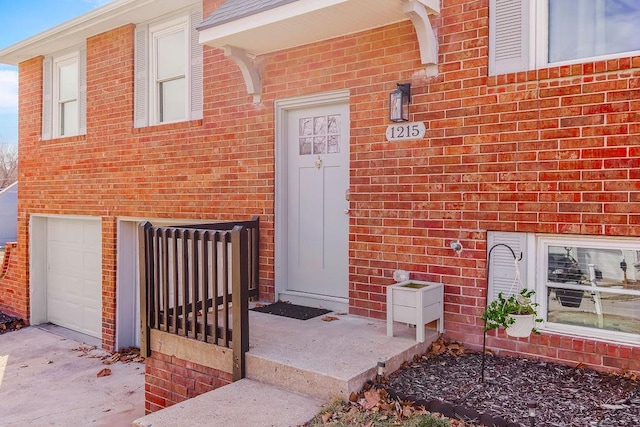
[46, 217, 102, 338]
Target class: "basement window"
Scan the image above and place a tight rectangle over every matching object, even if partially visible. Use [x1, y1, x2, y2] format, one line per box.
[488, 232, 640, 344]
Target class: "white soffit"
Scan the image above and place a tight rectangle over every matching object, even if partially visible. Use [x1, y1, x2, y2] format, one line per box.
[199, 0, 418, 55]
[0, 0, 199, 65]
[202, 0, 440, 101]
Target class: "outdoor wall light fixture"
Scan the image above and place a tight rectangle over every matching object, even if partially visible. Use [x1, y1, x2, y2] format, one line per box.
[389, 83, 411, 122]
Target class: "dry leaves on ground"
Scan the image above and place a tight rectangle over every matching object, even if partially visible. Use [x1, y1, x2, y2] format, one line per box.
[0, 312, 24, 334]
[306, 381, 476, 427]
[102, 347, 145, 364]
[96, 368, 112, 377]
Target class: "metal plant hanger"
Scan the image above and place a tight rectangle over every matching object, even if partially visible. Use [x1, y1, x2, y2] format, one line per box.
[480, 243, 522, 383]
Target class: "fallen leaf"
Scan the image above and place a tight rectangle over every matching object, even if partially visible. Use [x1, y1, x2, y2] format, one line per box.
[401, 405, 413, 418]
[349, 391, 358, 402]
[363, 389, 381, 410]
[97, 368, 112, 377]
[322, 315, 339, 322]
[321, 412, 333, 423]
[380, 401, 394, 412]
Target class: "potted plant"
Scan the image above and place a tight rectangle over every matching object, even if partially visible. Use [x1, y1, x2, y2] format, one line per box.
[482, 289, 542, 337]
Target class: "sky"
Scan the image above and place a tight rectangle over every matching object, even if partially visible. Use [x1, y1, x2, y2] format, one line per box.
[0, 0, 114, 146]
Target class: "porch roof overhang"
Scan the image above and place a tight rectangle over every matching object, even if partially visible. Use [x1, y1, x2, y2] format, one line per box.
[199, 0, 440, 102]
[0, 0, 199, 66]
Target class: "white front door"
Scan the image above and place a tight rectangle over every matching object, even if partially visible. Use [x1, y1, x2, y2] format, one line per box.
[284, 101, 350, 303]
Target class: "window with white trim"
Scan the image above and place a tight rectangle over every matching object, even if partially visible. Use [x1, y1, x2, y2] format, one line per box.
[489, 0, 640, 75]
[134, 7, 203, 128]
[42, 49, 86, 139]
[489, 232, 640, 345]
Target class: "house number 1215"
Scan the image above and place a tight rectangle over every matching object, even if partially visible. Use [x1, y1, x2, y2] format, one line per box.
[385, 122, 426, 142]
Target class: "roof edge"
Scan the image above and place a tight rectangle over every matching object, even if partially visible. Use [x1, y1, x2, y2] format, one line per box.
[0, 0, 199, 65]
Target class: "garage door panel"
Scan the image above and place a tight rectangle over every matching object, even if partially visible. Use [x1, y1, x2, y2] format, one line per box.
[48, 297, 82, 331]
[83, 221, 101, 246]
[83, 279, 101, 300]
[48, 246, 83, 273]
[46, 218, 102, 338]
[48, 218, 83, 244]
[83, 252, 101, 277]
[84, 306, 101, 337]
[48, 274, 83, 297]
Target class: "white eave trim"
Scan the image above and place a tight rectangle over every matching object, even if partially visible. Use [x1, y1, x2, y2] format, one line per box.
[202, 0, 440, 101]
[0, 0, 199, 65]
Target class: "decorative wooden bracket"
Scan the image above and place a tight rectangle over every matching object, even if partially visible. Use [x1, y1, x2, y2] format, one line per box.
[403, 0, 440, 76]
[224, 46, 262, 103]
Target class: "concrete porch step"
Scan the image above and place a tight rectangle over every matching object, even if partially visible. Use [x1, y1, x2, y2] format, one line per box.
[134, 312, 439, 426]
[133, 378, 324, 427]
[245, 311, 439, 401]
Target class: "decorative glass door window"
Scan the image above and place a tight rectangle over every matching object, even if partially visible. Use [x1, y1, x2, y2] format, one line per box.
[299, 115, 341, 155]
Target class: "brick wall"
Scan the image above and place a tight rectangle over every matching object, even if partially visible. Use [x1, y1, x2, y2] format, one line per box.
[145, 351, 232, 413]
[9, 0, 640, 373]
[0, 243, 23, 318]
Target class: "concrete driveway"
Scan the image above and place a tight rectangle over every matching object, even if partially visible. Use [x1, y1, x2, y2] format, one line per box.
[0, 326, 144, 426]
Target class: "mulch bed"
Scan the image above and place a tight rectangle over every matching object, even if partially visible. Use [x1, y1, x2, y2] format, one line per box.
[0, 311, 24, 334]
[251, 301, 330, 320]
[386, 339, 640, 426]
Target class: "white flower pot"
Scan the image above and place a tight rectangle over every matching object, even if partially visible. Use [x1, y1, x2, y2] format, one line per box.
[505, 314, 535, 338]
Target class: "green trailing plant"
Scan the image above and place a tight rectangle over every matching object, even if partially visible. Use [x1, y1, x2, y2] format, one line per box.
[482, 288, 542, 334]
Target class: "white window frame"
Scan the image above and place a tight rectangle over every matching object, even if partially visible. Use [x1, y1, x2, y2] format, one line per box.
[134, 6, 203, 129]
[53, 52, 80, 138]
[490, 0, 640, 75]
[536, 235, 640, 345]
[488, 231, 640, 345]
[534, 0, 640, 69]
[149, 17, 189, 125]
[42, 48, 86, 140]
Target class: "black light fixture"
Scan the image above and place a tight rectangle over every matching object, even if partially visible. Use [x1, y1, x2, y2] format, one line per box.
[389, 83, 411, 122]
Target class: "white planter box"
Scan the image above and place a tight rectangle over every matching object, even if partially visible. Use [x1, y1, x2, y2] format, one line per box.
[386, 280, 444, 342]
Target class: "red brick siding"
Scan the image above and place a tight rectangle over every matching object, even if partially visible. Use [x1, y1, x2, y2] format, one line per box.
[0, 243, 23, 318]
[5, 0, 638, 374]
[145, 351, 232, 413]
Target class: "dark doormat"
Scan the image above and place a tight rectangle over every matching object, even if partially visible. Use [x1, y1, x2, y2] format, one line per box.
[251, 301, 331, 320]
